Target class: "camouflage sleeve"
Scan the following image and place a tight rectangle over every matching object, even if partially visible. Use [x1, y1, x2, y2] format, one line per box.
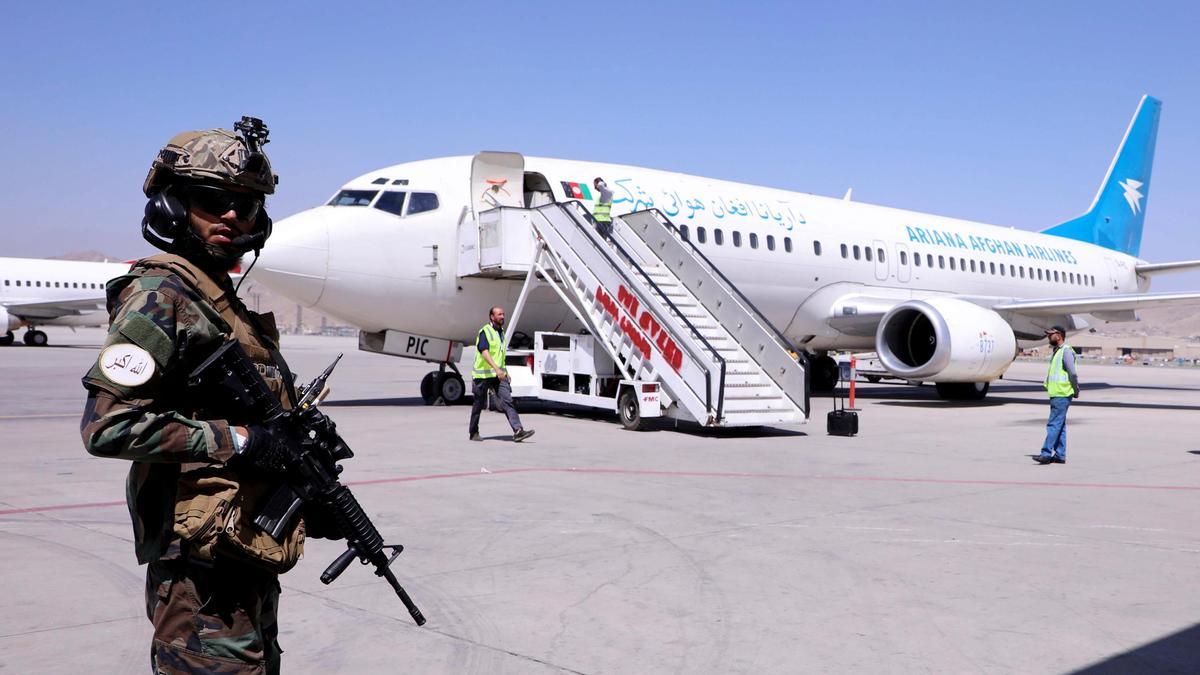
[80, 276, 235, 464]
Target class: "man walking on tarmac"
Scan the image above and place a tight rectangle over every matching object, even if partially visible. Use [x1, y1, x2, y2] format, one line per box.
[593, 177, 614, 238]
[469, 305, 534, 442]
[1035, 325, 1079, 464]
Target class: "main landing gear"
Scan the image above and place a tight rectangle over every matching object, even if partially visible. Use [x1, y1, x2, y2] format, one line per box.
[808, 353, 839, 392]
[419, 363, 466, 405]
[23, 330, 48, 347]
[935, 382, 990, 401]
[0, 329, 47, 346]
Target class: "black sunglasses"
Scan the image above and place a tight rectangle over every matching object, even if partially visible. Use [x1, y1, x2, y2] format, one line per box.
[183, 184, 263, 221]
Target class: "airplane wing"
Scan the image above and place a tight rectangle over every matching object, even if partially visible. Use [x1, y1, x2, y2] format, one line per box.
[825, 290, 1200, 338]
[991, 291, 1200, 315]
[3, 297, 106, 320]
[825, 295, 899, 337]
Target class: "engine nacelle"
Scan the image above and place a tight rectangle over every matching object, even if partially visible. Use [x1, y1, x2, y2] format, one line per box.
[876, 297, 1017, 382]
[0, 306, 20, 332]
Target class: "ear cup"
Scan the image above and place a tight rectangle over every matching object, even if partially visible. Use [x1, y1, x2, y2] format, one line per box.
[144, 186, 189, 240]
[255, 208, 273, 245]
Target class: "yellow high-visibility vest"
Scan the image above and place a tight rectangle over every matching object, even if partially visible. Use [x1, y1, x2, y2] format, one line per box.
[472, 323, 505, 379]
[1044, 344, 1075, 398]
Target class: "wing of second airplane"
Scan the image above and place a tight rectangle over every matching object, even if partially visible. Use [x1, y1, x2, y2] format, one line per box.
[3, 297, 106, 320]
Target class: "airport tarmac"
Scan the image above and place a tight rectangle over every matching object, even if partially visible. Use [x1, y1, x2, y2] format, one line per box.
[1, 327, 1198, 674]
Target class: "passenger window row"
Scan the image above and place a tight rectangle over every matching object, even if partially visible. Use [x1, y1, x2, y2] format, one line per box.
[677, 225, 796, 254]
[4, 279, 103, 289]
[326, 189, 440, 216]
[898, 249, 1096, 286]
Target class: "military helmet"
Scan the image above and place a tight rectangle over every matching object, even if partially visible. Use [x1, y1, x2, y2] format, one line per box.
[143, 128, 277, 197]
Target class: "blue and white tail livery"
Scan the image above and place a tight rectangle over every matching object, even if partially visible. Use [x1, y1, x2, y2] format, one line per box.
[1043, 95, 1161, 256]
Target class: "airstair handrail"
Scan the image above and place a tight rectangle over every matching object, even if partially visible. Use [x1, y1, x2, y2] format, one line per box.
[627, 208, 810, 415]
[541, 201, 728, 420]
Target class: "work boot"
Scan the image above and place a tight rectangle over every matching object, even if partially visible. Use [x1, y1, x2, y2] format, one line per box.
[470, 433, 482, 442]
[513, 429, 535, 442]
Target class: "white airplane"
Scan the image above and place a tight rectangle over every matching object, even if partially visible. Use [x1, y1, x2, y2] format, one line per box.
[0, 257, 130, 345]
[251, 96, 1200, 402]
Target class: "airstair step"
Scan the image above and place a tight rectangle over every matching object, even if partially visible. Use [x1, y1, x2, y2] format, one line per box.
[722, 404, 793, 415]
[724, 382, 772, 389]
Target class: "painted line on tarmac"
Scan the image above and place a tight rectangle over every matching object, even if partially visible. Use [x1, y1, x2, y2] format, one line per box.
[5, 466, 1198, 517]
[0, 413, 79, 420]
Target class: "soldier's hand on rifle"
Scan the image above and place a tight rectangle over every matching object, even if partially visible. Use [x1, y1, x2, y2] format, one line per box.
[231, 423, 294, 473]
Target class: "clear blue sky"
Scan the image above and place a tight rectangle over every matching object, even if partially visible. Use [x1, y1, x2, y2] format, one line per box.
[2, 1, 1198, 290]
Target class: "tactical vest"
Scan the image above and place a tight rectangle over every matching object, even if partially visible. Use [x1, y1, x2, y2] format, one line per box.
[136, 254, 305, 573]
[473, 323, 505, 379]
[1044, 343, 1075, 398]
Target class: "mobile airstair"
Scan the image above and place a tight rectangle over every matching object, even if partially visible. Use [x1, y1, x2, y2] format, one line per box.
[467, 201, 808, 428]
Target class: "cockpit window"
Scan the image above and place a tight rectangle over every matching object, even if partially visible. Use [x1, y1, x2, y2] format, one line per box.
[327, 190, 378, 206]
[407, 192, 439, 215]
[374, 191, 407, 216]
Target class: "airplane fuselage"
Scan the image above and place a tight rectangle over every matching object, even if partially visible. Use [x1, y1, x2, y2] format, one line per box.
[256, 156, 1146, 353]
[0, 257, 127, 330]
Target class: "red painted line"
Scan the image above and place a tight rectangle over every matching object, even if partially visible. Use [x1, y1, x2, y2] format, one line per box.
[0, 499, 125, 516]
[3, 467, 1196, 517]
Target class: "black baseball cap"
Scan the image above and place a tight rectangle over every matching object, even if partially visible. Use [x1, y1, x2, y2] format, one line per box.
[1044, 325, 1067, 335]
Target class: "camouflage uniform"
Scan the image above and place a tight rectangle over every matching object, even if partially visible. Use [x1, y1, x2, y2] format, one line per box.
[82, 254, 294, 674]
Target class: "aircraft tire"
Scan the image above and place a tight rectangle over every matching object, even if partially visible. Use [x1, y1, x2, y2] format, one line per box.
[811, 355, 838, 392]
[419, 372, 440, 405]
[24, 330, 48, 347]
[865, 375, 882, 383]
[440, 374, 465, 405]
[618, 389, 645, 431]
[935, 381, 990, 401]
[0, 331, 13, 346]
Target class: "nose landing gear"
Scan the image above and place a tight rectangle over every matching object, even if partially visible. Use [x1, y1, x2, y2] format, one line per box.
[419, 364, 465, 405]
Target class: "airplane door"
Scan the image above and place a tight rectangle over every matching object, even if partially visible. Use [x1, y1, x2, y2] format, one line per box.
[895, 243, 911, 282]
[1104, 257, 1125, 291]
[471, 152, 525, 217]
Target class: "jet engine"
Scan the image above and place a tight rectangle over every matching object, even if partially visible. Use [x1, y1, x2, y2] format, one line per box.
[876, 297, 1017, 383]
[0, 306, 20, 331]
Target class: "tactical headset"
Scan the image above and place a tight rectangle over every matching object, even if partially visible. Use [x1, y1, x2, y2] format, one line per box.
[142, 183, 273, 254]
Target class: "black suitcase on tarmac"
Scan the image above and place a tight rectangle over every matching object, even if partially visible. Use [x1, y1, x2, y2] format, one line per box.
[826, 376, 859, 436]
[827, 409, 859, 436]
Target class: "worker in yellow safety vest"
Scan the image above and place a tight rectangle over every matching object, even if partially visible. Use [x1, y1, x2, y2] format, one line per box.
[1035, 325, 1079, 464]
[469, 305, 534, 442]
[592, 177, 613, 238]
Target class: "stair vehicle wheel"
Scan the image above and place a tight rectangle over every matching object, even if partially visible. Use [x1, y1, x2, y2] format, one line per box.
[419, 372, 440, 405]
[439, 373, 465, 405]
[0, 331, 13, 346]
[618, 389, 645, 431]
[935, 381, 989, 401]
[24, 330, 48, 347]
[811, 355, 838, 392]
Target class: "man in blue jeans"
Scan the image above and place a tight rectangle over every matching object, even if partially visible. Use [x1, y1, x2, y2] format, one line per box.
[1036, 325, 1079, 464]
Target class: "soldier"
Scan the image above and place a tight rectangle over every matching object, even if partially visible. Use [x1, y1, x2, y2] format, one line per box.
[81, 118, 308, 673]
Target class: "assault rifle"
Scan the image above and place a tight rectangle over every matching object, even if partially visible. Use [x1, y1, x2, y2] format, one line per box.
[188, 340, 426, 626]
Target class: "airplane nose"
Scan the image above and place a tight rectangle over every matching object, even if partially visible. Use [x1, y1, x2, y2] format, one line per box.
[250, 207, 329, 306]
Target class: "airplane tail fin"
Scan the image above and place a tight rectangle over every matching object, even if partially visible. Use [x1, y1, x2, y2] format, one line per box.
[1041, 95, 1161, 257]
